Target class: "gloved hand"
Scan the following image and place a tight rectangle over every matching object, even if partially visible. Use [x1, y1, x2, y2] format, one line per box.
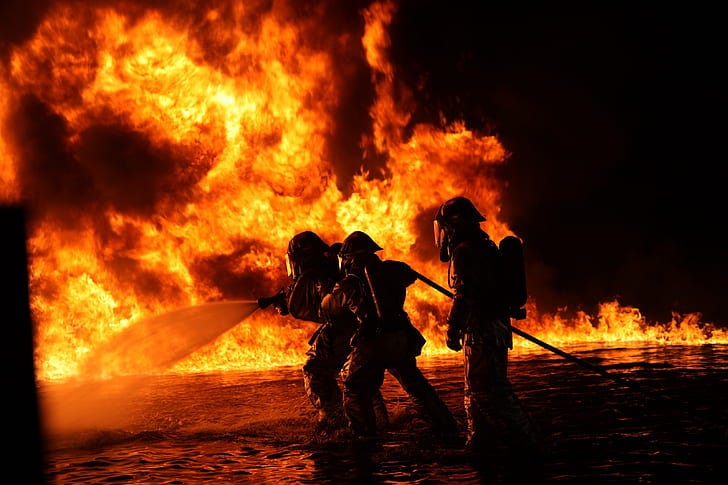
[272, 302, 289, 316]
[257, 292, 288, 315]
[257, 296, 274, 309]
[446, 327, 463, 352]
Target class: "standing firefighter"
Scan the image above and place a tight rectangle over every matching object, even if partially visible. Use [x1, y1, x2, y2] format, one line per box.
[321, 231, 458, 439]
[258, 231, 387, 435]
[433, 196, 542, 461]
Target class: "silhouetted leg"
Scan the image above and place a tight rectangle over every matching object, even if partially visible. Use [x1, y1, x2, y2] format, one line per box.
[303, 358, 344, 426]
[465, 341, 540, 452]
[389, 359, 458, 435]
[341, 349, 385, 437]
[303, 324, 346, 428]
[372, 389, 389, 429]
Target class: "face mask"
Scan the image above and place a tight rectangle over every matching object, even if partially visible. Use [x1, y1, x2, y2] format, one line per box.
[339, 254, 355, 274]
[433, 219, 444, 249]
[439, 238, 451, 262]
[285, 253, 302, 279]
[434, 220, 451, 262]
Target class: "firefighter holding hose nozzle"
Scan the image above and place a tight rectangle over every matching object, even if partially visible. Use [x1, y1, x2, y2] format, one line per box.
[256, 288, 289, 315]
[257, 231, 387, 437]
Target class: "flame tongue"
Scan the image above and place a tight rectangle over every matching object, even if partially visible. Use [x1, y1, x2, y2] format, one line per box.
[0, 1, 724, 382]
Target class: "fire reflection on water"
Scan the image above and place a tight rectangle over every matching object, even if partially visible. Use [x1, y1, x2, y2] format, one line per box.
[41, 344, 728, 484]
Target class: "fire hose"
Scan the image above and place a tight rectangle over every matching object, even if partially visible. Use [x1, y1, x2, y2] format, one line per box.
[415, 269, 728, 440]
[412, 270, 639, 391]
[414, 270, 728, 441]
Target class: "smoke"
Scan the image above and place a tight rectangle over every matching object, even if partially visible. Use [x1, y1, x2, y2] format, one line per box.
[7, 95, 206, 227]
[0, 1, 52, 59]
[10, 94, 95, 227]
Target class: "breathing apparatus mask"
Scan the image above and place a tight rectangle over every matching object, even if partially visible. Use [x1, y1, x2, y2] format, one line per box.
[286, 248, 323, 279]
[434, 196, 486, 263]
[285, 231, 329, 279]
[337, 253, 353, 275]
[338, 231, 383, 275]
[433, 219, 452, 262]
[285, 252, 300, 279]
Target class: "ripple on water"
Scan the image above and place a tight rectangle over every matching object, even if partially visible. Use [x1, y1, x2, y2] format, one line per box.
[43, 345, 728, 484]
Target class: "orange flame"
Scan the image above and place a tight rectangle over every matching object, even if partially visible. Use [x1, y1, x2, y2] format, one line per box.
[0, 1, 724, 382]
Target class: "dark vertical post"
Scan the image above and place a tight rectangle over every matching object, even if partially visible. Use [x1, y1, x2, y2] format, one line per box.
[2, 205, 45, 484]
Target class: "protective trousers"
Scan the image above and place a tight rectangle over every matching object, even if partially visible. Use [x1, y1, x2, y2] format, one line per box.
[342, 331, 457, 437]
[303, 321, 387, 428]
[462, 335, 539, 451]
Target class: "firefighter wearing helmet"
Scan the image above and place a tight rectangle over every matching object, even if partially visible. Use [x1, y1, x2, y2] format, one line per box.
[258, 230, 387, 436]
[321, 230, 457, 438]
[434, 196, 542, 461]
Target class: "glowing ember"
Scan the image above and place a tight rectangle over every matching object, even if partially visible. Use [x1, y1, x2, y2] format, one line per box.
[0, 1, 725, 382]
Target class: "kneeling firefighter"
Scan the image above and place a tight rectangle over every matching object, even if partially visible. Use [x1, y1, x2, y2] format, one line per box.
[258, 231, 387, 434]
[321, 231, 458, 438]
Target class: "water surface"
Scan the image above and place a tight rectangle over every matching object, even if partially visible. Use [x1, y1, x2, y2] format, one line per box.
[41, 344, 728, 483]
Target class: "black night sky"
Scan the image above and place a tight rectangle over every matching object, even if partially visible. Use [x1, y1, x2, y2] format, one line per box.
[390, 2, 727, 325]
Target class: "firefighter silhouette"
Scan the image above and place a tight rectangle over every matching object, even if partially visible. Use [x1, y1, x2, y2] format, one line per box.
[434, 196, 542, 459]
[258, 231, 387, 435]
[321, 231, 458, 438]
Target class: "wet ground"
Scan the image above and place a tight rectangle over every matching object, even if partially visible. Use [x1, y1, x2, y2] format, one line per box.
[40, 344, 728, 484]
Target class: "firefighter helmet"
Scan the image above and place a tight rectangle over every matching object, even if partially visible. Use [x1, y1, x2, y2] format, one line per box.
[435, 196, 486, 226]
[434, 196, 486, 262]
[338, 231, 382, 274]
[286, 231, 330, 279]
[339, 231, 383, 257]
[287, 231, 329, 256]
[434, 196, 485, 248]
